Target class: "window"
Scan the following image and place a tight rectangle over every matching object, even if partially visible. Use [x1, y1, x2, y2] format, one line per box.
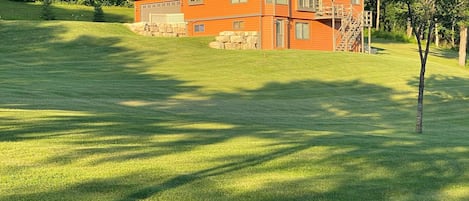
[297, 0, 314, 11]
[297, 0, 320, 12]
[266, 0, 288, 4]
[195, 24, 205, 32]
[231, 0, 247, 3]
[233, 21, 245, 30]
[295, 22, 310, 39]
[188, 0, 203, 5]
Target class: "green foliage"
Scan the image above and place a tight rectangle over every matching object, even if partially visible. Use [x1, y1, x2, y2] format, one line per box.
[8, 0, 34, 2]
[49, 0, 133, 7]
[92, 0, 105, 22]
[372, 30, 413, 42]
[41, 0, 55, 20]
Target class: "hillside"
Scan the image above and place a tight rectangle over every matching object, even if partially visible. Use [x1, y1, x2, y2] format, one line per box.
[1, 20, 469, 201]
[0, 0, 133, 22]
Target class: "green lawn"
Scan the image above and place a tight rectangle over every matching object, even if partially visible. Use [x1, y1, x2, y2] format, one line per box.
[1, 20, 469, 201]
[0, 0, 133, 22]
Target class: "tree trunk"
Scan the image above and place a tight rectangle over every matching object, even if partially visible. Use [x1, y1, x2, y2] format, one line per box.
[415, 22, 434, 133]
[435, 23, 439, 47]
[376, 0, 380, 31]
[459, 25, 467, 67]
[452, 21, 456, 47]
[416, 68, 425, 133]
[406, 1, 435, 134]
[407, 18, 413, 38]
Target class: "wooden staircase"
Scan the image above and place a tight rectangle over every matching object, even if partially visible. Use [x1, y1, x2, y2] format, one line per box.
[336, 12, 363, 52]
[316, 4, 372, 52]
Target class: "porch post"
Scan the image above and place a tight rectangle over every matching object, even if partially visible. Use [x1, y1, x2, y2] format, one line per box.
[332, 0, 335, 51]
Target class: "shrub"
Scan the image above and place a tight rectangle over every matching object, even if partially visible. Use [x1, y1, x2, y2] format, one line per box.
[8, 0, 35, 2]
[93, 1, 105, 22]
[372, 30, 413, 43]
[41, 0, 55, 20]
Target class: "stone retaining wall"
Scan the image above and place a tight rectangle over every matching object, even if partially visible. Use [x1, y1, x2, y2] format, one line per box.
[209, 31, 259, 50]
[126, 22, 186, 37]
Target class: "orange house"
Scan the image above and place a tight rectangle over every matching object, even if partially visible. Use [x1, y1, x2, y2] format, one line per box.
[134, 0, 371, 51]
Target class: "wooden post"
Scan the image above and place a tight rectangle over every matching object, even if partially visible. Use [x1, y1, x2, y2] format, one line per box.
[368, 25, 371, 54]
[332, 0, 336, 51]
[362, 25, 365, 53]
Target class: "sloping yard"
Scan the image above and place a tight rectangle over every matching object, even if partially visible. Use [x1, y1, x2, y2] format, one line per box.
[1, 20, 469, 201]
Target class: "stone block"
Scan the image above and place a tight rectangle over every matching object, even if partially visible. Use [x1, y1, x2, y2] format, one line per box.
[246, 36, 258, 44]
[166, 26, 173, 33]
[224, 43, 235, 50]
[215, 35, 230, 43]
[230, 35, 244, 43]
[209, 41, 224, 49]
[249, 31, 259, 36]
[223, 31, 235, 36]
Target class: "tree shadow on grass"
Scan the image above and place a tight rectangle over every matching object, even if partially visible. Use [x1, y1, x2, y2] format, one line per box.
[108, 79, 468, 201]
[0, 21, 197, 141]
[4, 78, 468, 201]
[408, 74, 469, 133]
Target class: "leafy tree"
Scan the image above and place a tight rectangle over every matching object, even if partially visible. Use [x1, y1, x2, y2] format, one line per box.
[405, 0, 439, 133]
[438, 0, 468, 64]
[376, 0, 381, 30]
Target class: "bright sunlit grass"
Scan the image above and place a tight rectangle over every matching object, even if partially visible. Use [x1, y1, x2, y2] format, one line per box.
[1, 19, 469, 201]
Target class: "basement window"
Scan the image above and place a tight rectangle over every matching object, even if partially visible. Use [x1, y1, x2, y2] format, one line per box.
[195, 24, 205, 32]
[231, 0, 247, 3]
[188, 0, 203, 5]
[266, 0, 288, 4]
[233, 21, 245, 30]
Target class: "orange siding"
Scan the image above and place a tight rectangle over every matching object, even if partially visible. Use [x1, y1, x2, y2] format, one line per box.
[261, 16, 274, 49]
[273, 4, 289, 18]
[182, 0, 262, 19]
[289, 19, 311, 50]
[311, 20, 334, 51]
[288, 19, 337, 51]
[134, 0, 364, 51]
[187, 16, 262, 36]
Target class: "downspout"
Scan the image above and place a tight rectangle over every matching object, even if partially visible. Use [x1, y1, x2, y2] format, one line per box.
[287, 0, 291, 49]
[361, 0, 365, 53]
[272, 0, 276, 49]
[259, 0, 263, 49]
[332, 0, 335, 51]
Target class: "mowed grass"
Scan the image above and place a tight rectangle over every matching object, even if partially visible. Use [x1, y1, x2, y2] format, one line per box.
[0, 0, 133, 22]
[1, 20, 469, 201]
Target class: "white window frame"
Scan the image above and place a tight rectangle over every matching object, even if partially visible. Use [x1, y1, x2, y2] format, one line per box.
[188, 0, 203, 5]
[295, 22, 310, 40]
[231, 0, 248, 3]
[194, 24, 205, 32]
[233, 21, 245, 30]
